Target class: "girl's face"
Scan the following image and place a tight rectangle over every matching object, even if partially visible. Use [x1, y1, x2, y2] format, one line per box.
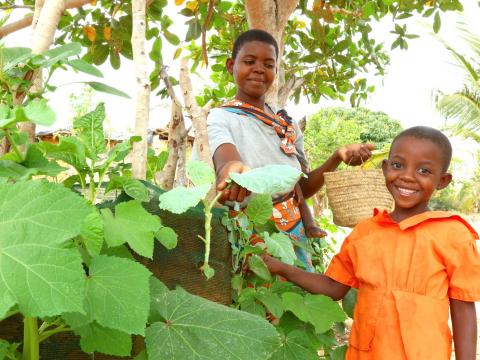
[226, 40, 276, 106]
[382, 136, 452, 222]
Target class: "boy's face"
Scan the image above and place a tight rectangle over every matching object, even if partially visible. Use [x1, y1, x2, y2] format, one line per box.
[382, 136, 452, 218]
[226, 40, 276, 105]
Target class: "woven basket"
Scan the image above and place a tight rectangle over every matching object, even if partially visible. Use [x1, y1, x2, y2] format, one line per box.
[324, 169, 394, 228]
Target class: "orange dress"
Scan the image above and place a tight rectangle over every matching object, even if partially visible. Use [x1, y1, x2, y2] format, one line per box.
[325, 209, 480, 360]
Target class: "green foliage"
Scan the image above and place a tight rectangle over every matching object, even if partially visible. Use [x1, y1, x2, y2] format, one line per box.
[435, 21, 480, 143]
[229, 165, 304, 195]
[146, 284, 281, 360]
[304, 107, 402, 167]
[182, 0, 462, 106]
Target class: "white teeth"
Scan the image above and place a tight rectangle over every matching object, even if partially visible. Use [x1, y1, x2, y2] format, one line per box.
[397, 187, 417, 196]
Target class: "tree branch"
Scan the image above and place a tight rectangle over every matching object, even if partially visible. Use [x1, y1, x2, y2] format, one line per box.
[0, 0, 92, 38]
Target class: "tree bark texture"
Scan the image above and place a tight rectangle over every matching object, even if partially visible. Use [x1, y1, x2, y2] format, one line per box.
[157, 102, 187, 190]
[131, 0, 150, 180]
[245, 0, 299, 107]
[179, 57, 212, 167]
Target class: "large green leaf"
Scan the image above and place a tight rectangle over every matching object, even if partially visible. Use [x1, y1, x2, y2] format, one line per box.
[0, 181, 89, 316]
[158, 184, 210, 214]
[0, 160, 36, 181]
[270, 330, 320, 360]
[246, 194, 273, 225]
[146, 287, 281, 359]
[73, 102, 106, 160]
[101, 200, 161, 258]
[0, 181, 90, 245]
[264, 233, 297, 265]
[186, 160, 215, 186]
[282, 293, 346, 334]
[0, 104, 15, 128]
[0, 289, 15, 320]
[84, 255, 151, 335]
[23, 99, 56, 126]
[255, 288, 284, 319]
[248, 254, 272, 281]
[229, 165, 304, 195]
[75, 321, 132, 356]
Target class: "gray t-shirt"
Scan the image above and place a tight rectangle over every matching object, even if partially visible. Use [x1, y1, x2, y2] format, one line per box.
[207, 107, 308, 173]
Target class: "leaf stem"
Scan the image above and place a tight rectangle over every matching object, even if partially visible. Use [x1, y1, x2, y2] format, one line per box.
[38, 325, 71, 343]
[201, 191, 223, 275]
[4, 128, 24, 162]
[23, 317, 39, 360]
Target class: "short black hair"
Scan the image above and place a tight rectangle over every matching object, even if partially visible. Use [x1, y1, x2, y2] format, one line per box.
[232, 29, 279, 60]
[391, 126, 452, 172]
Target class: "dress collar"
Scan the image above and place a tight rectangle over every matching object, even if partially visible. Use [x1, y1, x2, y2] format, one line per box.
[372, 208, 478, 238]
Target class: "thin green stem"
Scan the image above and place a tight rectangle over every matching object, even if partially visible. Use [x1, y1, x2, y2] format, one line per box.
[38, 325, 71, 343]
[23, 317, 39, 360]
[93, 166, 109, 203]
[4, 129, 24, 162]
[201, 191, 223, 271]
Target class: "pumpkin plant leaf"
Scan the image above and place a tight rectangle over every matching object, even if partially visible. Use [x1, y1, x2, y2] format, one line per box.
[282, 292, 346, 334]
[186, 160, 215, 186]
[158, 184, 210, 214]
[0, 181, 90, 317]
[101, 200, 161, 258]
[154, 226, 178, 250]
[146, 287, 281, 359]
[75, 321, 132, 356]
[270, 329, 320, 360]
[84, 255, 151, 335]
[229, 165, 304, 195]
[246, 194, 273, 225]
[264, 233, 297, 265]
[23, 99, 56, 126]
[255, 288, 284, 319]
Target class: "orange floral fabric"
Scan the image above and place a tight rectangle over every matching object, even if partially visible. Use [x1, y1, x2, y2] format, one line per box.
[325, 209, 480, 360]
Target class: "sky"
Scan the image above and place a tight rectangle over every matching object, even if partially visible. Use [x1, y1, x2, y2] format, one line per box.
[3, 1, 480, 175]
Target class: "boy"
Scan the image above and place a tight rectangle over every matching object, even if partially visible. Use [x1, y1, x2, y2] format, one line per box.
[264, 126, 480, 359]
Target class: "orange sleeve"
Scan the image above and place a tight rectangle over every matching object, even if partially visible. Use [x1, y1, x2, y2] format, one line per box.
[444, 222, 480, 301]
[325, 225, 362, 289]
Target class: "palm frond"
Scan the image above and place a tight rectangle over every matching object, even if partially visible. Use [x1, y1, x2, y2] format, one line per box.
[438, 89, 480, 133]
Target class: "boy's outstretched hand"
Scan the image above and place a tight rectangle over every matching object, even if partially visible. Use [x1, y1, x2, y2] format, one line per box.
[337, 143, 375, 166]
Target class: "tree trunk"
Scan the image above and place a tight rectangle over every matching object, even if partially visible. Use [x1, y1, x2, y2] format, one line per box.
[179, 57, 212, 167]
[131, 0, 150, 180]
[173, 139, 187, 187]
[156, 102, 187, 190]
[245, 0, 299, 107]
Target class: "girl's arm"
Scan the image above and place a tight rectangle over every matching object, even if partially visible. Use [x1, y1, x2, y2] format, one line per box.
[450, 298, 477, 360]
[300, 143, 375, 199]
[263, 255, 350, 301]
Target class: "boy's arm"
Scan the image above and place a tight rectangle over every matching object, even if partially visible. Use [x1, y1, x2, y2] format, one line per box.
[263, 255, 350, 301]
[450, 298, 477, 360]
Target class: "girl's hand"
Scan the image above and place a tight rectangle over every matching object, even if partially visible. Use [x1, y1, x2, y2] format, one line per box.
[216, 160, 251, 203]
[337, 143, 375, 166]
